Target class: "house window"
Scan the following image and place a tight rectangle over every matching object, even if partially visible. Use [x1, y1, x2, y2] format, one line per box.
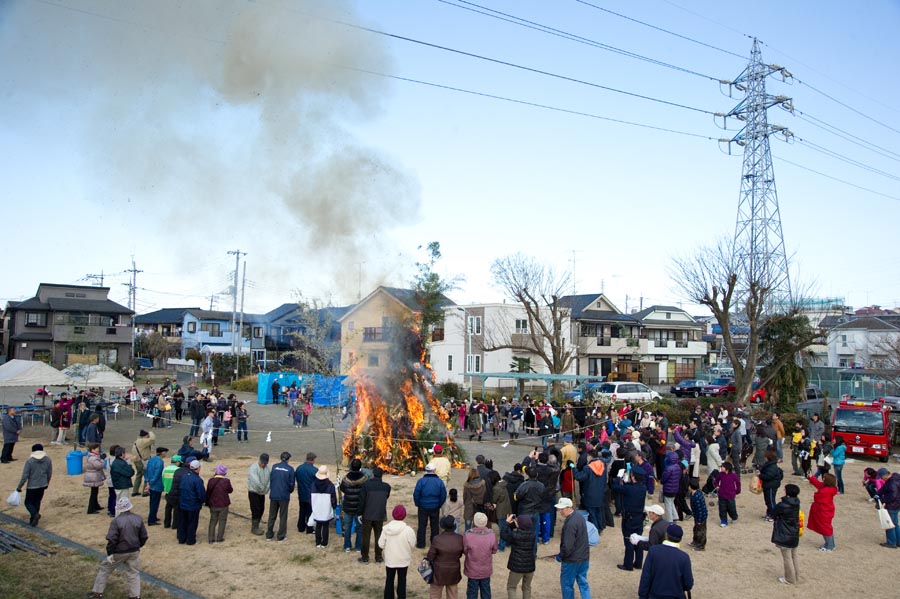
[253, 327, 263, 338]
[106, 327, 117, 335]
[32, 350, 52, 363]
[368, 354, 380, 367]
[839, 358, 850, 368]
[432, 324, 445, 342]
[25, 312, 47, 327]
[201, 323, 222, 337]
[466, 354, 481, 373]
[74, 326, 86, 334]
[515, 319, 529, 334]
[467, 316, 482, 335]
[666, 312, 671, 319]
[348, 321, 355, 331]
[187, 322, 196, 333]
[840, 335, 847, 347]
[448, 355, 453, 370]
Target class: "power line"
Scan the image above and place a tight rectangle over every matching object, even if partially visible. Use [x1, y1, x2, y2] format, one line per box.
[298, 10, 718, 115]
[795, 113, 900, 162]
[773, 155, 900, 202]
[434, 0, 723, 81]
[659, 0, 752, 40]
[796, 79, 900, 137]
[794, 138, 900, 184]
[572, 0, 747, 59]
[349, 66, 717, 140]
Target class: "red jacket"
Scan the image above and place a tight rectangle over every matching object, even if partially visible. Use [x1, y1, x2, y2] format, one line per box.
[807, 476, 837, 536]
[206, 476, 233, 508]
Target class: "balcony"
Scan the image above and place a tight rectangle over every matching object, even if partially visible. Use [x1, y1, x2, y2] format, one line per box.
[639, 339, 708, 355]
[53, 324, 132, 343]
[363, 327, 387, 342]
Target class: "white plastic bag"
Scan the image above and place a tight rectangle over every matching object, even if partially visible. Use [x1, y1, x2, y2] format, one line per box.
[7, 490, 21, 507]
[878, 505, 894, 530]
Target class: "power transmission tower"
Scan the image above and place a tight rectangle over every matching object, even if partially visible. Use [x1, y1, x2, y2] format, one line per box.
[719, 38, 794, 314]
[85, 271, 105, 286]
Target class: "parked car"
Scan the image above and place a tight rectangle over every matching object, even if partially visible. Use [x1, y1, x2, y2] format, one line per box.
[594, 381, 660, 403]
[564, 381, 606, 403]
[134, 357, 153, 370]
[701, 377, 736, 398]
[671, 379, 706, 398]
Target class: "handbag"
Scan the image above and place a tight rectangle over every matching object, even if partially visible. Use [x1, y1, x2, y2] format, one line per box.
[417, 557, 433, 583]
[7, 489, 21, 507]
[749, 474, 762, 495]
[877, 501, 894, 530]
[824, 455, 834, 465]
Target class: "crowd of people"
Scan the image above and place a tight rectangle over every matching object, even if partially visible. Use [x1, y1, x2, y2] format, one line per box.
[5, 393, 900, 599]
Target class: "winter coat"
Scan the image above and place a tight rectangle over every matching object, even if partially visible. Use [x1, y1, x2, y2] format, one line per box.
[878, 473, 900, 511]
[310, 477, 337, 522]
[144, 456, 164, 493]
[753, 435, 771, 468]
[294, 461, 318, 502]
[414, 472, 447, 510]
[18, 451, 52, 490]
[110, 458, 135, 490]
[3, 413, 22, 443]
[638, 543, 694, 599]
[501, 523, 536, 573]
[84, 423, 102, 445]
[269, 461, 295, 501]
[715, 471, 741, 500]
[807, 419, 825, 444]
[179, 471, 206, 511]
[339, 470, 368, 516]
[378, 519, 417, 568]
[492, 480, 512, 520]
[706, 442, 723, 472]
[638, 517, 669, 551]
[807, 476, 837, 537]
[672, 429, 695, 465]
[574, 458, 607, 508]
[830, 444, 847, 466]
[690, 490, 708, 523]
[661, 452, 682, 495]
[359, 476, 391, 521]
[612, 478, 647, 517]
[728, 428, 743, 459]
[106, 511, 148, 555]
[526, 462, 560, 512]
[132, 432, 156, 463]
[503, 471, 524, 507]
[463, 478, 487, 521]
[206, 475, 233, 508]
[426, 531, 464, 586]
[771, 496, 801, 548]
[463, 526, 498, 579]
[513, 479, 544, 515]
[559, 511, 590, 563]
[83, 451, 106, 488]
[758, 460, 783, 490]
[429, 456, 452, 486]
[247, 463, 271, 495]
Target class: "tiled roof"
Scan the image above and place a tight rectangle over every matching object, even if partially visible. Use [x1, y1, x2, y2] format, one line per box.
[47, 298, 133, 314]
[832, 316, 899, 332]
[10, 332, 53, 341]
[631, 305, 685, 320]
[381, 287, 455, 312]
[134, 307, 200, 325]
[10, 297, 50, 311]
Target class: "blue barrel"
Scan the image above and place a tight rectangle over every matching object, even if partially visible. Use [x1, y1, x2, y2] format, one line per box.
[66, 450, 87, 476]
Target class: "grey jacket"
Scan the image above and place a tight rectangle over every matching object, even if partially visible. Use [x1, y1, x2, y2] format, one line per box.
[247, 462, 271, 495]
[106, 511, 148, 555]
[2, 413, 21, 443]
[559, 511, 590, 563]
[18, 451, 52, 491]
[807, 419, 825, 443]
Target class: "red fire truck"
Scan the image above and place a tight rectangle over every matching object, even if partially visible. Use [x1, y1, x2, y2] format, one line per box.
[831, 396, 893, 462]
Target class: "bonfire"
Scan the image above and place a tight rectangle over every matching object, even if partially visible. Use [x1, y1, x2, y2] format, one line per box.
[343, 324, 464, 474]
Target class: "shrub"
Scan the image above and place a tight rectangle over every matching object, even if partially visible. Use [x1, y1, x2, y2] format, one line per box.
[230, 375, 258, 392]
[437, 381, 459, 400]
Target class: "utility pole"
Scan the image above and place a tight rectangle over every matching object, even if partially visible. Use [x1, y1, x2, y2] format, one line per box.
[570, 250, 582, 295]
[226, 249, 246, 377]
[125, 258, 142, 361]
[719, 38, 794, 313]
[206, 294, 218, 311]
[237, 261, 247, 379]
[85, 271, 105, 286]
[354, 261, 365, 301]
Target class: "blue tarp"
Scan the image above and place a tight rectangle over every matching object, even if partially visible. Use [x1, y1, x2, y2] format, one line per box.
[256, 372, 350, 406]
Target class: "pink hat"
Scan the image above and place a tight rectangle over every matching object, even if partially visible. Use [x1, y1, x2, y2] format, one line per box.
[392, 505, 407, 520]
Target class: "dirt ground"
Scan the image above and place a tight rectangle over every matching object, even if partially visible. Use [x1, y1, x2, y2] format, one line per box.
[1, 389, 898, 598]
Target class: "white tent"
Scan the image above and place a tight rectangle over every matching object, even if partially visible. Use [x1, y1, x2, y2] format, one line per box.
[62, 364, 133, 388]
[0, 359, 71, 387]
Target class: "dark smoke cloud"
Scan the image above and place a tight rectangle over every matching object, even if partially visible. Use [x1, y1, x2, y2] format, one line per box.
[1, 0, 420, 300]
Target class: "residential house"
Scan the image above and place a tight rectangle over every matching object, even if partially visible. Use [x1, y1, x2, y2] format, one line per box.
[180, 309, 256, 359]
[338, 286, 453, 379]
[252, 303, 349, 371]
[562, 294, 706, 384]
[826, 315, 900, 369]
[4, 283, 134, 368]
[134, 307, 199, 358]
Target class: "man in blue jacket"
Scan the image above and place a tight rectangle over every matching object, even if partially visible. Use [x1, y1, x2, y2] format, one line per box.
[612, 470, 648, 571]
[177, 460, 206, 545]
[295, 452, 318, 534]
[144, 447, 167, 526]
[638, 524, 694, 599]
[574, 450, 607, 533]
[267, 451, 295, 541]
[413, 463, 447, 548]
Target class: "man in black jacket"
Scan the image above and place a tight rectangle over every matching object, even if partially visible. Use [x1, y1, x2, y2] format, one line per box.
[556, 497, 590, 599]
[502, 513, 536, 599]
[771, 483, 801, 585]
[339, 458, 368, 552]
[88, 497, 148, 599]
[358, 466, 391, 564]
[613, 470, 648, 571]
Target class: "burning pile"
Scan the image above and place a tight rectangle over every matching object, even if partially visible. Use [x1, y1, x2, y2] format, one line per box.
[343, 325, 464, 474]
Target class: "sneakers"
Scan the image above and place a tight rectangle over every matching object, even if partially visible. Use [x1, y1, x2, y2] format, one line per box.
[358, 557, 369, 563]
[778, 577, 793, 585]
[879, 542, 897, 548]
[316, 544, 322, 548]
[818, 546, 834, 552]
[720, 522, 728, 527]
[344, 548, 351, 553]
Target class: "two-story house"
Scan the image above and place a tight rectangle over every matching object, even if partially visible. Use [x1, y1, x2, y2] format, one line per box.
[826, 316, 900, 369]
[254, 303, 349, 371]
[339, 286, 454, 379]
[134, 307, 199, 358]
[630, 306, 707, 384]
[4, 283, 134, 368]
[180, 309, 255, 358]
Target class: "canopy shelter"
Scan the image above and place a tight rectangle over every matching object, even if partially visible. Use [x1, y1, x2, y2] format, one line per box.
[61, 364, 133, 389]
[465, 372, 603, 402]
[0, 359, 71, 387]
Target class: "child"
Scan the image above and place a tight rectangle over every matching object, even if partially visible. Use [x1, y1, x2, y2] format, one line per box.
[441, 488, 464, 532]
[311, 466, 337, 548]
[863, 467, 884, 500]
[688, 479, 707, 551]
[797, 431, 812, 476]
[715, 462, 741, 527]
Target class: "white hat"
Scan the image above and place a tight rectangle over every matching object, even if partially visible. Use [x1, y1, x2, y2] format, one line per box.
[316, 465, 330, 480]
[425, 463, 436, 471]
[646, 504, 665, 516]
[554, 497, 574, 510]
[501, 396, 508, 401]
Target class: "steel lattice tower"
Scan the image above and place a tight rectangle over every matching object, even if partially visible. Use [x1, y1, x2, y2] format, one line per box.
[722, 39, 794, 312]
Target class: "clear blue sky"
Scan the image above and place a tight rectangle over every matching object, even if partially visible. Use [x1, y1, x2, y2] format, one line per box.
[1, 0, 898, 315]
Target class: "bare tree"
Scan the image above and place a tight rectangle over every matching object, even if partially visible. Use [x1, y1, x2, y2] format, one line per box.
[671, 238, 822, 405]
[286, 294, 341, 375]
[488, 254, 575, 396]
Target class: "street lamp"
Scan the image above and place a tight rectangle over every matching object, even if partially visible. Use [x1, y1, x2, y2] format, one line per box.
[457, 307, 474, 402]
